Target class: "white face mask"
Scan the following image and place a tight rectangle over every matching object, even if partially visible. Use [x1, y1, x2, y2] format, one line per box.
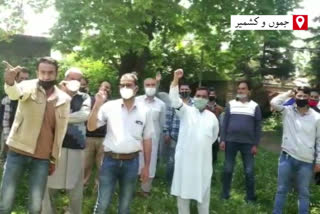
[120, 87, 135, 100]
[65, 80, 80, 92]
[145, 87, 156, 97]
[236, 94, 247, 100]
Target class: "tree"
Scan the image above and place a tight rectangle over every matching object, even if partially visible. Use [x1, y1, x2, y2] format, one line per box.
[0, 0, 50, 40]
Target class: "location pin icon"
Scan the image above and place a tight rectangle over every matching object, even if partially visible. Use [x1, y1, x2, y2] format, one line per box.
[296, 16, 305, 29]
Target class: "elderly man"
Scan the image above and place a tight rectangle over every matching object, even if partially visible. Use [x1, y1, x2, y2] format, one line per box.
[42, 68, 91, 214]
[0, 57, 70, 213]
[88, 73, 153, 214]
[169, 69, 219, 214]
[136, 77, 166, 196]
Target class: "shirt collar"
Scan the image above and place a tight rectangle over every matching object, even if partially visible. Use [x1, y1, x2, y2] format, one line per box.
[120, 98, 137, 111]
[36, 81, 58, 102]
[293, 104, 311, 115]
[143, 94, 155, 103]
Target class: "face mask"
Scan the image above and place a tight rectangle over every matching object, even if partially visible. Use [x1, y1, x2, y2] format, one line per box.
[209, 96, 216, 102]
[296, 99, 309, 108]
[180, 91, 190, 99]
[194, 97, 208, 110]
[120, 87, 135, 100]
[309, 99, 319, 107]
[38, 80, 56, 90]
[145, 87, 156, 97]
[236, 94, 247, 100]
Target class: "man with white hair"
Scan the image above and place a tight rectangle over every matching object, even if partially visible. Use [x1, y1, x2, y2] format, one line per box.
[42, 67, 91, 214]
[136, 77, 166, 196]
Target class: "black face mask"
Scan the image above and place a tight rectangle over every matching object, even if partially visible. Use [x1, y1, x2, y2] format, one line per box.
[209, 96, 216, 102]
[296, 99, 309, 108]
[38, 80, 56, 90]
[180, 91, 190, 99]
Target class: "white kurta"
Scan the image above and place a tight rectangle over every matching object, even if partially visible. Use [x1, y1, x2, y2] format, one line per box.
[169, 85, 219, 203]
[136, 95, 166, 178]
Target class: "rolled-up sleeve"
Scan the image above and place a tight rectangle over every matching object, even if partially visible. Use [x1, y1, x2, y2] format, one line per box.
[143, 109, 153, 140]
[169, 85, 187, 117]
[270, 91, 291, 113]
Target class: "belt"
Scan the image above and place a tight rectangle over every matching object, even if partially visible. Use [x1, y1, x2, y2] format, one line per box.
[105, 151, 139, 160]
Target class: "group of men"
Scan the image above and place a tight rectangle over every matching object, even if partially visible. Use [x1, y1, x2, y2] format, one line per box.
[0, 56, 319, 214]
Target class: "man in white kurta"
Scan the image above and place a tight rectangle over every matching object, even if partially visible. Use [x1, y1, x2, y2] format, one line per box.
[169, 69, 219, 214]
[136, 78, 166, 195]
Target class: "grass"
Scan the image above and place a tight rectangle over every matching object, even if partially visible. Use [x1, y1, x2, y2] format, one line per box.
[4, 149, 320, 214]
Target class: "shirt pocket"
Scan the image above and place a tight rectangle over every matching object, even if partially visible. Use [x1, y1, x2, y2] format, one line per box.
[131, 120, 145, 140]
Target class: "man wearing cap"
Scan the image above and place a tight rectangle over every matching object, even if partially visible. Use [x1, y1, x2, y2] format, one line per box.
[42, 68, 91, 214]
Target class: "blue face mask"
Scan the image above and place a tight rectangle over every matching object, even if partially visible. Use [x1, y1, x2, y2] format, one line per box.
[193, 98, 208, 110]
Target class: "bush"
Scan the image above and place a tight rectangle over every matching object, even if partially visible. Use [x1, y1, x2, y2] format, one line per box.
[263, 112, 283, 132]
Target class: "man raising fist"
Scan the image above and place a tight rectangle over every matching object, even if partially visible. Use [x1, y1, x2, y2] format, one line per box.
[169, 69, 219, 214]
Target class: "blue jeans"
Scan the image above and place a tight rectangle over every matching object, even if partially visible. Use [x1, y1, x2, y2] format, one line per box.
[165, 139, 176, 188]
[93, 155, 139, 214]
[222, 141, 256, 201]
[0, 150, 49, 214]
[273, 153, 313, 214]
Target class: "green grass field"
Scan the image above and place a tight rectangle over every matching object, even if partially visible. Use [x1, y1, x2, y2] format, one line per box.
[4, 149, 320, 214]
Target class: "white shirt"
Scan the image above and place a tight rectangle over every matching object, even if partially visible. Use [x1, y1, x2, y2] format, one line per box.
[271, 92, 320, 164]
[136, 95, 166, 177]
[97, 98, 153, 154]
[169, 85, 219, 203]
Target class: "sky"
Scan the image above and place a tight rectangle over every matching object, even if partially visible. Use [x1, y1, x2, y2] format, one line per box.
[24, 0, 320, 41]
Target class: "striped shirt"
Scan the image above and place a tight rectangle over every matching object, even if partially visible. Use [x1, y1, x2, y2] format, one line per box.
[221, 99, 262, 145]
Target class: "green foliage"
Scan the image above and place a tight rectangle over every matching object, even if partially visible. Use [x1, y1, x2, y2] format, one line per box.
[49, 0, 302, 82]
[0, 0, 50, 41]
[4, 149, 320, 213]
[263, 112, 283, 132]
[305, 17, 320, 85]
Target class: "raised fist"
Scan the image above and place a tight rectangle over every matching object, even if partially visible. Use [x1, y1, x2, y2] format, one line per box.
[174, 69, 183, 80]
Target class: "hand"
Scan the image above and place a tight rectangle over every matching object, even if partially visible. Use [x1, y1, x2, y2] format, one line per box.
[59, 81, 75, 96]
[156, 72, 162, 82]
[140, 166, 149, 184]
[174, 69, 183, 80]
[3, 61, 21, 86]
[314, 164, 320, 173]
[219, 141, 225, 151]
[164, 135, 171, 144]
[95, 89, 107, 106]
[288, 89, 295, 98]
[251, 145, 258, 155]
[49, 163, 56, 176]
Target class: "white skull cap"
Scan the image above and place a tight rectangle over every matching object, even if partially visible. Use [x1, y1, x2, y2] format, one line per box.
[65, 67, 83, 77]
